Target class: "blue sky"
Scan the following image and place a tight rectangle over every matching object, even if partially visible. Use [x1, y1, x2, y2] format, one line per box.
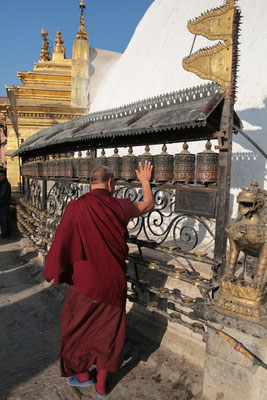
[0, 0, 154, 96]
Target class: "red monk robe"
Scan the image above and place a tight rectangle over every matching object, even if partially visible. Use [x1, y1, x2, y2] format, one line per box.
[44, 189, 133, 376]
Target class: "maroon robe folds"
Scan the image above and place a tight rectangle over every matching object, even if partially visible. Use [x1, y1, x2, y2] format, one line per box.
[44, 189, 133, 375]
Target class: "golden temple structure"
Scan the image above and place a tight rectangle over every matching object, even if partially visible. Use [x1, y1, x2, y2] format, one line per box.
[0, 1, 90, 193]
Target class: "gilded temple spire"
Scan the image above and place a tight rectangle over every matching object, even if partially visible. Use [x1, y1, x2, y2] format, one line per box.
[76, 0, 88, 40]
[40, 29, 50, 61]
[52, 28, 66, 61]
[54, 28, 65, 55]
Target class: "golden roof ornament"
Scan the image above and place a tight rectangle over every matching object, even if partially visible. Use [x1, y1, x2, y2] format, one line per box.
[76, 0, 88, 40]
[54, 28, 65, 55]
[182, 0, 241, 101]
[40, 29, 50, 61]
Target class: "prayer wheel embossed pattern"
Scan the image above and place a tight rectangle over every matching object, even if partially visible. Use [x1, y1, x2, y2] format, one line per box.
[174, 142, 195, 183]
[138, 145, 154, 181]
[121, 147, 138, 180]
[196, 140, 219, 184]
[154, 144, 174, 182]
[107, 148, 122, 180]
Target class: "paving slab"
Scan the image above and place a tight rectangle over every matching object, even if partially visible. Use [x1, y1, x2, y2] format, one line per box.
[0, 237, 203, 400]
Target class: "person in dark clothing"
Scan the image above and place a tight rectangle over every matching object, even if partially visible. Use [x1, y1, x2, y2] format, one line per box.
[0, 169, 11, 239]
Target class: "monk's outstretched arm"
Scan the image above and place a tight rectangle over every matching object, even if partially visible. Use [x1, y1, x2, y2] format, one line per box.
[132, 161, 154, 218]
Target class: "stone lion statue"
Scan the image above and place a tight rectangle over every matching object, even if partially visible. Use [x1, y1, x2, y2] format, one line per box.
[223, 181, 267, 289]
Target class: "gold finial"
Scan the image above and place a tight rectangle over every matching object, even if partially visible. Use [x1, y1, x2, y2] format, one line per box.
[54, 28, 65, 55]
[76, 0, 88, 40]
[144, 145, 151, 155]
[40, 29, 50, 61]
[180, 142, 190, 154]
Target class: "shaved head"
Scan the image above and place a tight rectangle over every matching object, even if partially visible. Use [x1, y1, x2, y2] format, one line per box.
[90, 166, 114, 185]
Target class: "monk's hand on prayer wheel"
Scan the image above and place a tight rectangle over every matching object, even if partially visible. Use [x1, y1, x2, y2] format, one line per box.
[135, 161, 153, 183]
[133, 161, 154, 218]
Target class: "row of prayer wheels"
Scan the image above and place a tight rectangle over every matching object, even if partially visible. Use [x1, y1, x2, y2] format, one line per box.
[104, 141, 219, 184]
[21, 140, 219, 184]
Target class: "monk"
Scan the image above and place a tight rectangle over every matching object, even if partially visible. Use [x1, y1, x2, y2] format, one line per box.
[44, 161, 154, 398]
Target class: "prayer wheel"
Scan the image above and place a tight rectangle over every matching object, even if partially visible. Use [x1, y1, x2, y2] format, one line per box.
[57, 154, 67, 177]
[64, 154, 74, 178]
[107, 148, 122, 180]
[121, 147, 138, 180]
[71, 152, 80, 179]
[51, 154, 60, 178]
[95, 149, 108, 167]
[78, 151, 93, 180]
[196, 140, 219, 184]
[48, 155, 55, 178]
[174, 142, 195, 183]
[42, 157, 49, 177]
[154, 144, 174, 182]
[138, 145, 154, 181]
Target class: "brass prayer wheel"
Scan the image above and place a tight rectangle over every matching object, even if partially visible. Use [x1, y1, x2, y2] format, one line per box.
[154, 144, 174, 182]
[78, 151, 93, 180]
[121, 147, 138, 180]
[196, 140, 219, 184]
[42, 157, 49, 177]
[138, 145, 154, 180]
[95, 149, 108, 167]
[71, 152, 82, 179]
[174, 142, 195, 183]
[54, 154, 61, 178]
[48, 154, 55, 178]
[107, 148, 122, 180]
[31, 160, 43, 177]
[65, 154, 74, 178]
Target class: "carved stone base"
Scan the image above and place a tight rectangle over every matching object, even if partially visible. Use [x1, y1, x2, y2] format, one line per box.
[213, 280, 267, 322]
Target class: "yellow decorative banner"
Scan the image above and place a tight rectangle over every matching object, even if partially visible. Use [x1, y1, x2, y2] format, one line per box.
[182, 0, 240, 99]
[183, 42, 232, 92]
[188, 1, 235, 43]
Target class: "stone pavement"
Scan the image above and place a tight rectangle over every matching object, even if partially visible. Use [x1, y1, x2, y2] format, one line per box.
[0, 236, 203, 400]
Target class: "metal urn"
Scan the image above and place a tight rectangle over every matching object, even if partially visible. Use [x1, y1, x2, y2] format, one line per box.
[95, 149, 108, 167]
[196, 140, 219, 184]
[121, 147, 138, 180]
[174, 142, 195, 184]
[154, 144, 174, 182]
[107, 148, 122, 180]
[138, 145, 154, 180]
[79, 151, 93, 180]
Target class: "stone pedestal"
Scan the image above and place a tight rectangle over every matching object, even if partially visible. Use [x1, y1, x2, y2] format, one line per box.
[202, 325, 267, 400]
